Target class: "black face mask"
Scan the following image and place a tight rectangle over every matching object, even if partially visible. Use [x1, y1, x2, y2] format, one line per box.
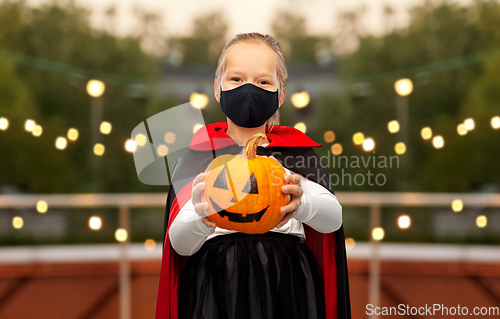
[219, 83, 279, 128]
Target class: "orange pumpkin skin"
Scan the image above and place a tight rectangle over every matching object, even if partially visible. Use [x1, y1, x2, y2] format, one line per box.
[201, 133, 291, 234]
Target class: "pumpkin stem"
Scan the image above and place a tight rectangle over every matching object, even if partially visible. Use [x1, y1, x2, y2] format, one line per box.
[243, 133, 267, 160]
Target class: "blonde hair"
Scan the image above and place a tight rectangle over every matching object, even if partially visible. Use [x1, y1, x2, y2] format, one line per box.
[215, 32, 288, 131]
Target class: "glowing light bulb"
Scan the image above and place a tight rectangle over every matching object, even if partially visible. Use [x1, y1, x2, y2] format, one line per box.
[388, 120, 400, 133]
[451, 199, 463, 212]
[87, 80, 105, 97]
[394, 78, 413, 96]
[372, 227, 385, 241]
[294, 122, 307, 133]
[398, 215, 411, 229]
[331, 143, 343, 155]
[432, 135, 444, 149]
[115, 228, 128, 242]
[362, 137, 375, 152]
[395, 142, 406, 154]
[94, 143, 105, 156]
[36, 200, 48, 213]
[353, 132, 365, 145]
[291, 91, 310, 108]
[421, 127, 432, 140]
[89, 216, 102, 230]
[464, 118, 475, 131]
[324, 131, 335, 143]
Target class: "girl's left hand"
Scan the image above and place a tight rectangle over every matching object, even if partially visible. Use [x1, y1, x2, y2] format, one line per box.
[277, 172, 303, 228]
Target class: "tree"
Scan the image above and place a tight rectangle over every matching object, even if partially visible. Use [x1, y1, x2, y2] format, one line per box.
[0, 0, 161, 193]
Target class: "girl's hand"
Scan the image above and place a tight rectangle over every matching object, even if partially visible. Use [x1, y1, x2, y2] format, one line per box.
[191, 171, 217, 228]
[268, 155, 303, 228]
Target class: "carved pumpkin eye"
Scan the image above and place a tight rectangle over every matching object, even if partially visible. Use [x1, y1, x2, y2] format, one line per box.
[213, 167, 228, 189]
[242, 172, 258, 194]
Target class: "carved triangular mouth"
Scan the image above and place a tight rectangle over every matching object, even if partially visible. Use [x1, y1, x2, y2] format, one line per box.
[209, 197, 268, 223]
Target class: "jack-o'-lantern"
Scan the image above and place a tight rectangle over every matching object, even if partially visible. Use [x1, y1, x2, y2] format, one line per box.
[201, 133, 290, 234]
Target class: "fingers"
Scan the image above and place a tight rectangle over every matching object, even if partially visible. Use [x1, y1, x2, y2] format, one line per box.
[201, 217, 217, 228]
[193, 191, 216, 228]
[276, 211, 296, 228]
[281, 184, 303, 197]
[192, 171, 213, 228]
[191, 172, 206, 205]
[193, 171, 205, 185]
[285, 173, 301, 185]
[194, 201, 209, 217]
[280, 197, 301, 214]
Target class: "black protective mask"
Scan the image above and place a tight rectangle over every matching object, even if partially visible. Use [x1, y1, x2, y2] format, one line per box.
[219, 83, 279, 128]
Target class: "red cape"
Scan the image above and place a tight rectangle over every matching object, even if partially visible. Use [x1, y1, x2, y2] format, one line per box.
[155, 122, 344, 319]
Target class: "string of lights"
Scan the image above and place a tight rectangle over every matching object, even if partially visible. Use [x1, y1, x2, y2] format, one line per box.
[1, 47, 500, 86]
[349, 48, 500, 84]
[2, 49, 500, 238]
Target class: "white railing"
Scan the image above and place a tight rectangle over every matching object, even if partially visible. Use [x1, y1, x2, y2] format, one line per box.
[1, 192, 500, 319]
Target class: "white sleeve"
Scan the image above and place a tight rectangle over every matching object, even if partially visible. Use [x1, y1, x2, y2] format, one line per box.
[292, 174, 343, 233]
[168, 196, 216, 256]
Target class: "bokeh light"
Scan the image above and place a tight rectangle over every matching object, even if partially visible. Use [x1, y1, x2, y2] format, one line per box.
[12, 216, 23, 229]
[457, 123, 468, 136]
[345, 238, 355, 250]
[421, 127, 433, 140]
[394, 78, 413, 96]
[68, 128, 79, 141]
[25, 119, 36, 132]
[157, 144, 169, 156]
[125, 139, 137, 152]
[134, 133, 147, 146]
[398, 215, 411, 229]
[372, 227, 385, 241]
[100, 121, 112, 135]
[294, 122, 307, 133]
[193, 123, 204, 134]
[388, 120, 400, 133]
[94, 143, 105, 156]
[32, 124, 43, 137]
[432, 135, 444, 149]
[190, 92, 209, 109]
[89, 216, 102, 230]
[464, 118, 475, 131]
[55, 137, 68, 150]
[164, 132, 176, 144]
[362, 137, 375, 151]
[451, 199, 463, 212]
[353, 132, 365, 145]
[491, 116, 500, 129]
[291, 91, 310, 108]
[86, 79, 105, 97]
[331, 143, 343, 155]
[36, 200, 48, 213]
[115, 228, 128, 242]
[0, 117, 9, 130]
[476, 215, 487, 228]
[144, 239, 156, 251]
[324, 130, 335, 143]
[395, 142, 406, 154]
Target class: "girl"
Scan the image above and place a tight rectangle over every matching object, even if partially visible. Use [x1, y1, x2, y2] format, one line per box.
[155, 32, 351, 319]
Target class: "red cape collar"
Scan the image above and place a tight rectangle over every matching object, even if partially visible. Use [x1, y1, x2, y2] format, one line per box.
[189, 122, 322, 151]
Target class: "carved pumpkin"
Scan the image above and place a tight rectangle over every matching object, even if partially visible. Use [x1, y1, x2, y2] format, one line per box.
[201, 133, 291, 234]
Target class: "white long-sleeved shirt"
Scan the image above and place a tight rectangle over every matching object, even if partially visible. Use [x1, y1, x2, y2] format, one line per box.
[169, 154, 343, 256]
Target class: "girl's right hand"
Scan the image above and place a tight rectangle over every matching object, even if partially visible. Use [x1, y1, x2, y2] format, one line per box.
[192, 171, 217, 228]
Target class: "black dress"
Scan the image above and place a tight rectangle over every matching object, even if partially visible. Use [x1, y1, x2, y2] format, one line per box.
[178, 231, 326, 319]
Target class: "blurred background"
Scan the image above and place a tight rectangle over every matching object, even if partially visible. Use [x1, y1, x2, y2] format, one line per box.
[0, 0, 499, 318]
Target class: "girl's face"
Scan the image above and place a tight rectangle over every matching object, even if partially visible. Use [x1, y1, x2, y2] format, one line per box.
[214, 42, 286, 106]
